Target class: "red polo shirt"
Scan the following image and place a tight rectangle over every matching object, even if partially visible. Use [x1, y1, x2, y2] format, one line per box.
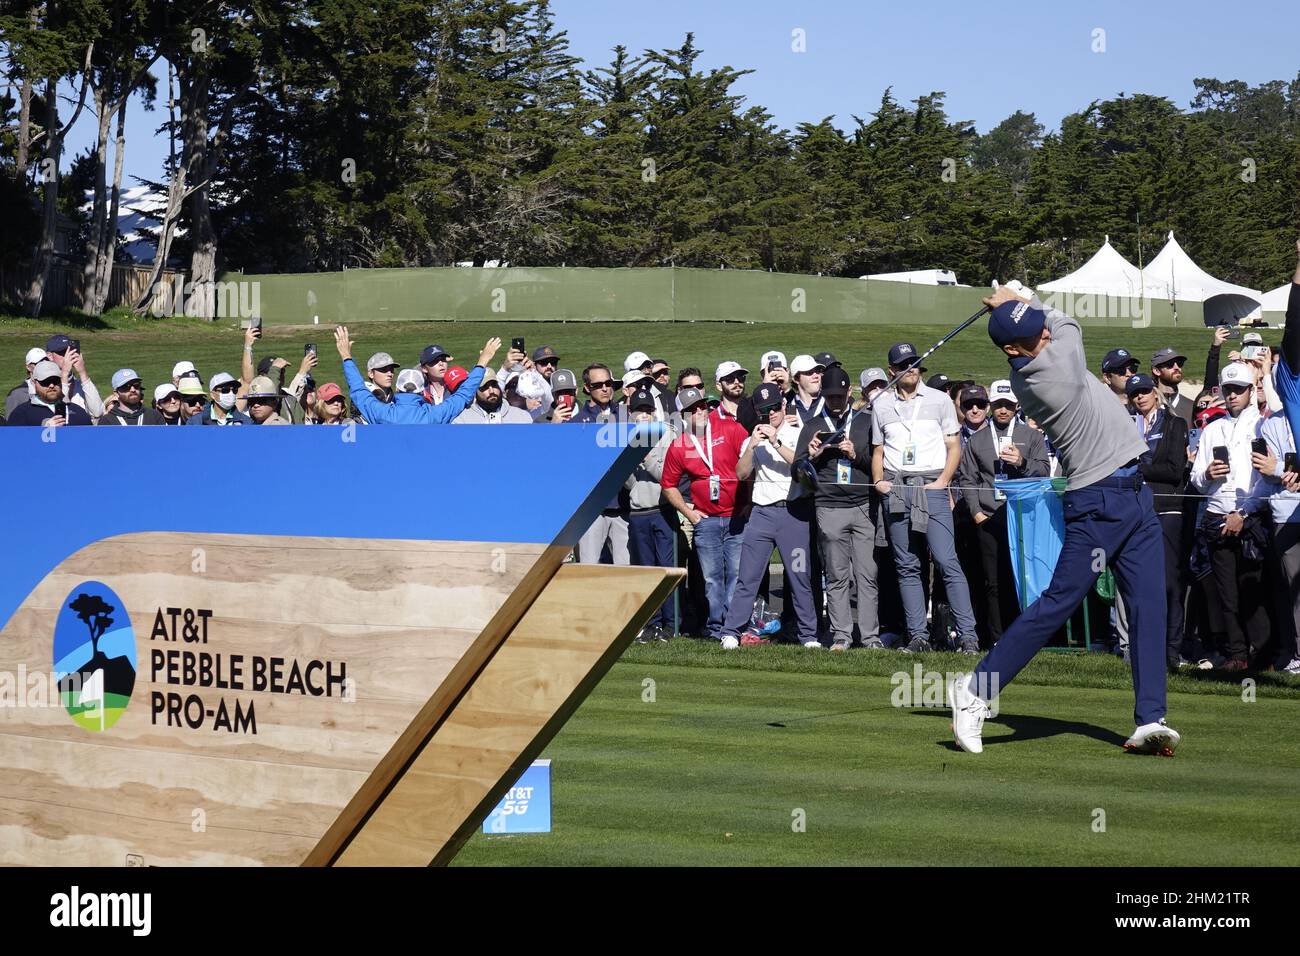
[661, 416, 750, 517]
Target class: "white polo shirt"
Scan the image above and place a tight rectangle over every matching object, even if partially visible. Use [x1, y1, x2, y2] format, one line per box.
[742, 420, 804, 505]
[871, 384, 958, 474]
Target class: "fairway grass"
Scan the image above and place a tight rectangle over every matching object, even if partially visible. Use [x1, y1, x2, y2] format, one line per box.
[455, 642, 1300, 867]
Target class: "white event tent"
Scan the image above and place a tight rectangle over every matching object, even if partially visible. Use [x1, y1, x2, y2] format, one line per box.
[1038, 236, 1144, 298]
[1260, 283, 1292, 316]
[1142, 232, 1263, 326]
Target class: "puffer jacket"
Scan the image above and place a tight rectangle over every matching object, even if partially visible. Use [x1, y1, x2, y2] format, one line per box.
[343, 359, 481, 424]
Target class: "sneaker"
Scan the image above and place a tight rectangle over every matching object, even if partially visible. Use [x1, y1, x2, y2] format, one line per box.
[803, 639, 824, 649]
[1283, 658, 1300, 675]
[958, 637, 980, 655]
[634, 626, 652, 645]
[1219, 659, 1249, 673]
[720, 636, 739, 650]
[739, 633, 770, 647]
[1124, 719, 1181, 756]
[654, 625, 672, 642]
[1196, 659, 1214, 670]
[859, 637, 886, 650]
[902, 636, 933, 654]
[878, 631, 902, 648]
[830, 638, 850, 652]
[947, 673, 990, 754]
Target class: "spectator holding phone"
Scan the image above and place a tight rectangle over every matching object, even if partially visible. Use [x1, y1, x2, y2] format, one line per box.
[1190, 362, 1270, 669]
[537, 368, 579, 423]
[6, 359, 93, 426]
[793, 368, 880, 651]
[45, 335, 104, 419]
[1254, 412, 1300, 673]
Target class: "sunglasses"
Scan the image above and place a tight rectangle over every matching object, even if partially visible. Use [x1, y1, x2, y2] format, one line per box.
[248, 397, 277, 406]
[119, 382, 142, 391]
[1155, 359, 1185, 369]
[36, 377, 62, 387]
[1111, 363, 1140, 374]
[158, 393, 181, 402]
[214, 384, 241, 394]
[536, 358, 559, 367]
[182, 396, 206, 407]
[962, 401, 989, 410]
[588, 379, 614, 389]
[1221, 384, 1251, 395]
[720, 373, 747, 385]
[678, 382, 703, 391]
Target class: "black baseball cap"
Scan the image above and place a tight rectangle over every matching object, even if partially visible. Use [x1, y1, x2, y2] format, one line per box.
[887, 342, 925, 372]
[420, 344, 451, 365]
[927, 373, 951, 391]
[822, 366, 851, 396]
[752, 382, 784, 414]
[1124, 373, 1156, 397]
[814, 351, 841, 369]
[959, 384, 989, 406]
[46, 334, 73, 354]
[630, 387, 656, 412]
[1101, 348, 1138, 373]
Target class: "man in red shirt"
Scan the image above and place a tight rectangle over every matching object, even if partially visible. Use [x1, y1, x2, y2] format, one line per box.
[661, 385, 750, 640]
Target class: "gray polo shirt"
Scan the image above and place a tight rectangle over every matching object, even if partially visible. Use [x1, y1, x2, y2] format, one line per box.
[871, 384, 959, 474]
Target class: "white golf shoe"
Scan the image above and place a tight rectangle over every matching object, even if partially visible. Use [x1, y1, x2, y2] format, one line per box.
[947, 672, 990, 754]
[1124, 719, 1181, 756]
[720, 636, 740, 650]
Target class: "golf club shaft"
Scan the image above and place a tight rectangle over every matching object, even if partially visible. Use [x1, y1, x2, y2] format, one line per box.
[869, 305, 993, 405]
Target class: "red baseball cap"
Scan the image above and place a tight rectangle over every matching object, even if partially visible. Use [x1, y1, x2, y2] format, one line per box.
[317, 382, 343, 403]
[445, 365, 469, 392]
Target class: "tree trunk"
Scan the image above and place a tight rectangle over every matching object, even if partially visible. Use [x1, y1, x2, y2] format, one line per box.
[80, 82, 111, 312]
[186, 59, 216, 320]
[90, 97, 127, 314]
[13, 6, 36, 180]
[25, 78, 61, 317]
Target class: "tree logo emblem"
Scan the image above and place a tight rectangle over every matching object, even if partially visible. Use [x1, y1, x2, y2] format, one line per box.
[53, 582, 137, 731]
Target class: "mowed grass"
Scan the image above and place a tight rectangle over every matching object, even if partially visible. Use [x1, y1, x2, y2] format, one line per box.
[0, 311, 1261, 398]
[454, 642, 1300, 867]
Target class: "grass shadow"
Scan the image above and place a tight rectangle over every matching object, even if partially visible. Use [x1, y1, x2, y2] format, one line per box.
[914, 708, 1128, 750]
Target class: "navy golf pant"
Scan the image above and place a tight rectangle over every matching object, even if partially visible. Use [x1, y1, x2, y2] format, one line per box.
[628, 507, 677, 630]
[973, 472, 1168, 727]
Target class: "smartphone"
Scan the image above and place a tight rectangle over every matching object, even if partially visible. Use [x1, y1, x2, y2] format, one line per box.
[1251, 438, 1268, 457]
[815, 430, 844, 445]
[305, 343, 317, 356]
[1188, 428, 1201, 455]
[512, 336, 525, 353]
[1223, 325, 1239, 339]
[69, 338, 80, 353]
[1286, 452, 1299, 474]
[1213, 446, 1230, 463]
[557, 394, 574, 411]
[250, 316, 262, 332]
[1244, 345, 1267, 361]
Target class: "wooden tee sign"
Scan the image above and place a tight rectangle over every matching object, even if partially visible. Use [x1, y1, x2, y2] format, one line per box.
[0, 422, 680, 866]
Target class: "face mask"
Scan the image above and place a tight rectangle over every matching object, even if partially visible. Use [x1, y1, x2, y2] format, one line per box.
[216, 392, 237, 411]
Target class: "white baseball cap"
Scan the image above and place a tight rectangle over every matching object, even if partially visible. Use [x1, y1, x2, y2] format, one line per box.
[31, 360, 61, 382]
[395, 368, 424, 393]
[208, 371, 237, 391]
[990, 379, 1018, 404]
[173, 360, 197, 379]
[715, 360, 748, 382]
[25, 347, 46, 366]
[789, 354, 824, 377]
[154, 383, 181, 403]
[1241, 331, 1264, 346]
[760, 350, 787, 371]
[111, 368, 142, 390]
[624, 351, 652, 373]
[1220, 362, 1255, 388]
[366, 351, 398, 372]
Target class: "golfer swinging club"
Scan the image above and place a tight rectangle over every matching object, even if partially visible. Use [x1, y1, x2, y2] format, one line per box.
[947, 283, 1179, 756]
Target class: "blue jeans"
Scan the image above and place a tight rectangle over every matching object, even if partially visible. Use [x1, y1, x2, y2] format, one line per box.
[885, 488, 977, 643]
[628, 507, 677, 630]
[693, 514, 746, 637]
[973, 470, 1168, 726]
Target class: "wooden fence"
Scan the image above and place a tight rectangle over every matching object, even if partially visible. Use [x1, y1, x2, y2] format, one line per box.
[0, 261, 186, 315]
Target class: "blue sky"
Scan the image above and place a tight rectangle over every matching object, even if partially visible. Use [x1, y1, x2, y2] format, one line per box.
[63, 0, 1300, 190]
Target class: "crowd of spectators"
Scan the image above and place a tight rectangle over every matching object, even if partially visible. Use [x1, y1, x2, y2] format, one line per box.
[6, 272, 1300, 675]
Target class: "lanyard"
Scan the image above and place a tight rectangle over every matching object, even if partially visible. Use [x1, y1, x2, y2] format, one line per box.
[821, 407, 855, 435]
[896, 392, 924, 437]
[689, 421, 714, 474]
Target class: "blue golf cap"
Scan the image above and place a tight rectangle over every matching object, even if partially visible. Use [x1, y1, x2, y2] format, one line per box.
[1101, 348, 1139, 373]
[1124, 373, 1156, 397]
[887, 342, 922, 369]
[988, 300, 1047, 347]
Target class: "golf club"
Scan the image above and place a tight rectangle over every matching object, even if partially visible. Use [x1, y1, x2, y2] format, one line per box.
[868, 304, 993, 405]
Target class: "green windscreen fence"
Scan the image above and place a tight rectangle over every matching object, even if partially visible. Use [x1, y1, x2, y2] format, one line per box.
[223, 266, 1203, 328]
